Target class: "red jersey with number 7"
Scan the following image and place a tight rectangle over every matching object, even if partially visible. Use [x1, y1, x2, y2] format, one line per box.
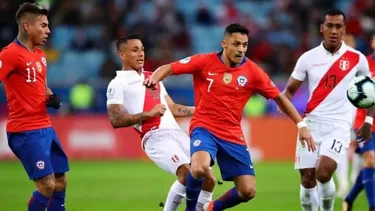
[170, 52, 280, 145]
[0, 40, 51, 132]
[291, 42, 370, 125]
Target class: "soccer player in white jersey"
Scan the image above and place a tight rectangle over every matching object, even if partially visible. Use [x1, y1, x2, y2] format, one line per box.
[280, 9, 375, 211]
[106, 34, 216, 211]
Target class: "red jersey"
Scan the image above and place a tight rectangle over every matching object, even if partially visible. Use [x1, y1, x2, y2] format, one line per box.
[0, 40, 51, 132]
[171, 52, 280, 145]
[354, 54, 375, 131]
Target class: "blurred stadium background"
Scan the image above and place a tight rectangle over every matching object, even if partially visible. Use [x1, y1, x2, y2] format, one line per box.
[0, 0, 374, 210]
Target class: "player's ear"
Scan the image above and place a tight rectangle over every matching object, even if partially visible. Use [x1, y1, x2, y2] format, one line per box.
[221, 40, 226, 49]
[320, 24, 324, 33]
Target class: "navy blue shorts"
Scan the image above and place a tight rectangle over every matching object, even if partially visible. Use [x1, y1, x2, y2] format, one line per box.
[356, 132, 375, 154]
[190, 127, 254, 181]
[7, 127, 69, 180]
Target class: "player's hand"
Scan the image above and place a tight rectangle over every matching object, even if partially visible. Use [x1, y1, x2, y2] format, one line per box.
[298, 127, 316, 152]
[144, 77, 158, 90]
[147, 104, 166, 118]
[46, 94, 62, 109]
[357, 123, 372, 143]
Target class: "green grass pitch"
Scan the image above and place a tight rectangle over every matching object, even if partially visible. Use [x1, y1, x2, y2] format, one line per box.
[0, 161, 368, 210]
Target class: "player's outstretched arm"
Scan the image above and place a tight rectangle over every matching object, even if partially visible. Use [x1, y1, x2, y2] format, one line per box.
[274, 94, 316, 152]
[144, 64, 173, 88]
[282, 77, 304, 100]
[107, 104, 166, 129]
[145, 55, 204, 88]
[164, 95, 194, 117]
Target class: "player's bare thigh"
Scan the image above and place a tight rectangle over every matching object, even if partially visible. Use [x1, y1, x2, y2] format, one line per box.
[233, 175, 256, 201]
[34, 174, 56, 196]
[190, 151, 211, 178]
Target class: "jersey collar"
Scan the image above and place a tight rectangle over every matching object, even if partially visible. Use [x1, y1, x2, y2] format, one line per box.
[320, 41, 347, 55]
[116, 69, 143, 76]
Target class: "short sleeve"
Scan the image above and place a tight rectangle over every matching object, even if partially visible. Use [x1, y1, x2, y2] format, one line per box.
[106, 79, 126, 105]
[170, 54, 206, 75]
[159, 82, 168, 96]
[291, 54, 308, 81]
[356, 53, 371, 77]
[0, 49, 16, 81]
[253, 64, 280, 99]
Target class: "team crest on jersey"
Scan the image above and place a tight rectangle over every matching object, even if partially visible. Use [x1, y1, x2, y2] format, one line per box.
[193, 140, 201, 147]
[179, 57, 190, 64]
[36, 61, 42, 73]
[237, 75, 248, 87]
[36, 160, 45, 170]
[223, 73, 232, 84]
[339, 59, 350, 71]
[41, 57, 47, 67]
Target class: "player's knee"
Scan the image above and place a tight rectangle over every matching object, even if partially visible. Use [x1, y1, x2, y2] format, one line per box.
[238, 186, 256, 202]
[202, 172, 216, 192]
[35, 175, 56, 196]
[191, 163, 210, 179]
[316, 170, 332, 183]
[176, 164, 190, 185]
[363, 151, 375, 168]
[54, 173, 67, 192]
[300, 169, 317, 188]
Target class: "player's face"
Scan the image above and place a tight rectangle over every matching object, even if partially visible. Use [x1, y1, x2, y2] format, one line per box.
[320, 15, 346, 48]
[222, 33, 248, 64]
[119, 39, 145, 70]
[26, 15, 50, 45]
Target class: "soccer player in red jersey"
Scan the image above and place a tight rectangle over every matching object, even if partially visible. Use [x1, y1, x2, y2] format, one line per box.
[145, 23, 315, 211]
[0, 3, 66, 211]
[344, 33, 375, 211]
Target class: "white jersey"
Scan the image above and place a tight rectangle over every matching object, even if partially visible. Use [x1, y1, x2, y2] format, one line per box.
[106, 70, 180, 137]
[291, 41, 370, 126]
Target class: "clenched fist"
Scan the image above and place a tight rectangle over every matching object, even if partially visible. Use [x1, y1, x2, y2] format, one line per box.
[147, 104, 166, 117]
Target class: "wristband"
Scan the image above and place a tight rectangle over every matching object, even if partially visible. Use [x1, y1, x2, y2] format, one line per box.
[365, 116, 373, 125]
[297, 121, 307, 129]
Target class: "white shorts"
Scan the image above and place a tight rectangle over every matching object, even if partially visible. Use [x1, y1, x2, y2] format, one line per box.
[295, 119, 350, 169]
[142, 129, 190, 175]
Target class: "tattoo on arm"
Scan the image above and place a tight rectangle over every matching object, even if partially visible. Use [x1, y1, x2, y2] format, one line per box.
[173, 104, 194, 117]
[107, 104, 149, 128]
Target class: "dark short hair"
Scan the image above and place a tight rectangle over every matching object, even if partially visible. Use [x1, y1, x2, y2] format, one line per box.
[324, 9, 346, 21]
[15, 3, 48, 24]
[116, 34, 142, 51]
[224, 23, 249, 36]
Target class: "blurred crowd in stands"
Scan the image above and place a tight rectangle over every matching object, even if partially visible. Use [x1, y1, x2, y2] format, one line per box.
[0, 0, 374, 116]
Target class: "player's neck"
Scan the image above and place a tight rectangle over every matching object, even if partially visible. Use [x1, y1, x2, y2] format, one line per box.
[220, 53, 236, 68]
[323, 41, 342, 55]
[121, 65, 142, 74]
[16, 33, 35, 52]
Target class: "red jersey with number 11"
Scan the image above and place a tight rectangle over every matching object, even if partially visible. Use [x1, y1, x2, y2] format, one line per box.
[170, 52, 280, 145]
[0, 40, 51, 132]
